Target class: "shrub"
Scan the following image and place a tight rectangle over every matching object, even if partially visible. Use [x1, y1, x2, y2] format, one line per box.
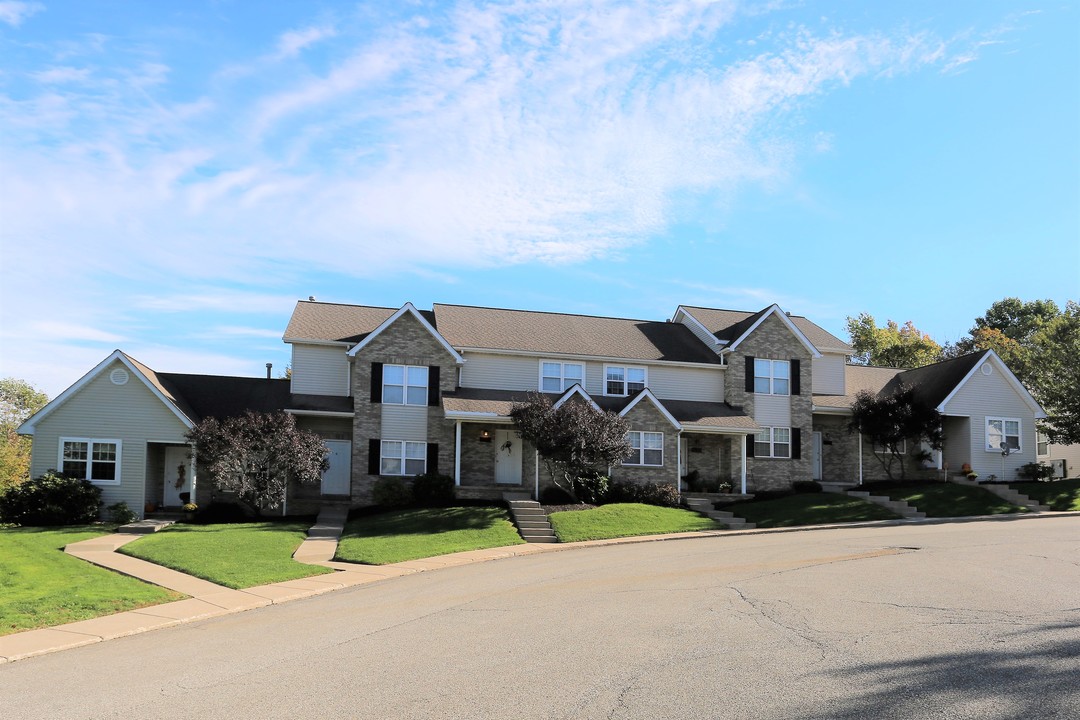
[792, 480, 822, 494]
[411, 472, 456, 507]
[0, 471, 102, 525]
[540, 485, 576, 505]
[609, 480, 680, 508]
[193, 501, 250, 524]
[1016, 462, 1055, 481]
[572, 471, 611, 505]
[182, 502, 199, 513]
[372, 476, 413, 508]
[106, 501, 137, 525]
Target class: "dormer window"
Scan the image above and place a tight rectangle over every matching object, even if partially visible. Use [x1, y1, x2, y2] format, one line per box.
[605, 365, 646, 396]
[540, 361, 583, 393]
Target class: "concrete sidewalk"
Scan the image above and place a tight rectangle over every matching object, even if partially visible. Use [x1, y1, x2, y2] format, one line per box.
[4, 507, 1079, 664]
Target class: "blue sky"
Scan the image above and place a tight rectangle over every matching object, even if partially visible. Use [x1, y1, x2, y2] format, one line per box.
[1, 0, 1077, 398]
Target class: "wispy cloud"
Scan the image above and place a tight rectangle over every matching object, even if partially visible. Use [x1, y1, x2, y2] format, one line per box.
[276, 25, 337, 59]
[0, 1, 43, 27]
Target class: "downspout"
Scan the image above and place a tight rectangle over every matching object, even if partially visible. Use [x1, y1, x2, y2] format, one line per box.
[454, 420, 462, 486]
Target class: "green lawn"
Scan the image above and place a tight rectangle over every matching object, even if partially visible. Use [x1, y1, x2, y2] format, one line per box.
[548, 503, 723, 542]
[1010, 479, 1080, 511]
[0, 526, 182, 636]
[870, 482, 1027, 517]
[120, 522, 333, 589]
[730, 493, 901, 529]
[335, 506, 524, 565]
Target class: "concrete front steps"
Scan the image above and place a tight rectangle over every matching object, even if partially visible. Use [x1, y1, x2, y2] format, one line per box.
[117, 518, 177, 534]
[682, 496, 755, 530]
[845, 491, 926, 519]
[949, 477, 1049, 512]
[504, 494, 558, 543]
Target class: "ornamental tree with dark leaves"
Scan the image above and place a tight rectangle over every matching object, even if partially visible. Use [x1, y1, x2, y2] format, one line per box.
[849, 384, 942, 481]
[186, 411, 328, 516]
[510, 392, 631, 501]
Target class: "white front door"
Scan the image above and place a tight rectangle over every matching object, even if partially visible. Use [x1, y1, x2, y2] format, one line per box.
[163, 446, 192, 507]
[321, 440, 352, 495]
[812, 432, 823, 481]
[494, 429, 522, 484]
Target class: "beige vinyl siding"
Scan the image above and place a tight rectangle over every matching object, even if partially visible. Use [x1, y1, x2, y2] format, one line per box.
[585, 363, 603, 395]
[941, 363, 1038, 480]
[811, 354, 846, 395]
[675, 313, 721, 355]
[291, 343, 350, 396]
[380, 404, 427, 441]
[459, 352, 543, 391]
[29, 360, 191, 517]
[754, 394, 792, 427]
[648, 365, 724, 402]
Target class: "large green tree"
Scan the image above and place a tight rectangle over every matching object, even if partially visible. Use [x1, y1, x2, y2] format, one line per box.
[845, 313, 942, 368]
[0, 378, 49, 491]
[1027, 301, 1080, 445]
[949, 298, 1061, 382]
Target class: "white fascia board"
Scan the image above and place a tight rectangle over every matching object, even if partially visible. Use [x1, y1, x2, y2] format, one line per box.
[812, 405, 853, 416]
[553, 385, 602, 411]
[283, 338, 354, 347]
[671, 307, 722, 347]
[284, 410, 355, 418]
[619, 388, 682, 430]
[18, 350, 195, 435]
[346, 302, 465, 364]
[728, 305, 822, 359]
[681, 424, 759, 435]
[937, 350, 1046, 417]
[456, 346, 725, 370]
[443, 411, 515, 423]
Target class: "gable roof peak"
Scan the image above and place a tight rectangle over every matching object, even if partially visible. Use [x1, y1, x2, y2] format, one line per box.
[346, 302, 465, 364]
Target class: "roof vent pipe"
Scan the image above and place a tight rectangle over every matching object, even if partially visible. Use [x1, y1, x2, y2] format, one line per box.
[309, 296, 316, 301]
[266, 363, 272, 379]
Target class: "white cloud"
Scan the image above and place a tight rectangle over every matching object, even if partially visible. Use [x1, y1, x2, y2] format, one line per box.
[276, 25, 337, 59]
[0, 1, 43, 27]
[32, 66, 90, 83]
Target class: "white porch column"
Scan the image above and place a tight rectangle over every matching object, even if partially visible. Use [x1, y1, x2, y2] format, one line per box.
[454, 420, 462, 486]
[740, 434, 748, 494]
[858, 432, 864, 484]
[676, 431, 682, 496]
[534, 450, 539, 500]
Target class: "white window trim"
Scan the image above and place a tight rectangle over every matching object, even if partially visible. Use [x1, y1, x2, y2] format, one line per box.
[603, 364, 648, 397]
[874, 439, 907, 454]
[624, 431, 664, 466]
[58, 437, 122, 486]
[380, 440, 427, 477]
[1036, 431, 1049, 457]
[754, 359, 790, 396]
[986, 417, 1022, 453]
[382, 364, 429, 406]
[538, 360, 584, 393]
[754, 427, 791, 459]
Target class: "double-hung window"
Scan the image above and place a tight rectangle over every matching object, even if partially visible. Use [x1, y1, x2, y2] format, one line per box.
[60, 438, 121, 485]
[380, 440, 427, 476]
[540, 361, 584, 392]
[1037, 432, 1049, 456]
[382, 365, 429, 406]
[986, 417, 1021, 452]
[754, 427, 790, 458]
[605, 365, 646, 396]
[625, 431, 663, 466]
[754, 359, 790, 395]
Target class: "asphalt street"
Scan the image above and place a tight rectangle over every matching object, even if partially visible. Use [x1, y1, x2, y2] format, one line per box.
[2, 517, 1078, 719]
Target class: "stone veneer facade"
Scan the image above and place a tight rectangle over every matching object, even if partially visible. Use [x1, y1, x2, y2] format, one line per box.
[724, 313, 814, 492]
[608, 398, 680, 486]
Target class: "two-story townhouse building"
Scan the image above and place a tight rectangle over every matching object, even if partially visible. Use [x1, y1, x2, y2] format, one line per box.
[19, 298, 1050, 518]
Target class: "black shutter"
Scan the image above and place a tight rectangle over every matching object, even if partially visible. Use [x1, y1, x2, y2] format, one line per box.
[368, 438, 380, 475]
[792, 428, 801, 459]
[370, 362, 383, 403]
[745, 356, 755, 393]
[427, 443, 439, 475]
[428, 366, 440, 406]
[746, 433, 755, 458]
[791, 359, 801, 395]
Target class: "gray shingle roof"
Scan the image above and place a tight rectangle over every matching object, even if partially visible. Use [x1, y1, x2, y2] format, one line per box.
[885, 351, 990, 409]
[433, 304, 721, 363]
[681, 305, 853, 353]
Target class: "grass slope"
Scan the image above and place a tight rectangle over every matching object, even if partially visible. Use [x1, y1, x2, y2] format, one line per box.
[120, 522, 332, 589]
[549, 503, 722, 542]
[732, 493, 900, 529]
[872, 483, 1027, 517]
[0, 526, 181, 636]
[1010, 479, 1080, 511]
[335, 506, 524, 565]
